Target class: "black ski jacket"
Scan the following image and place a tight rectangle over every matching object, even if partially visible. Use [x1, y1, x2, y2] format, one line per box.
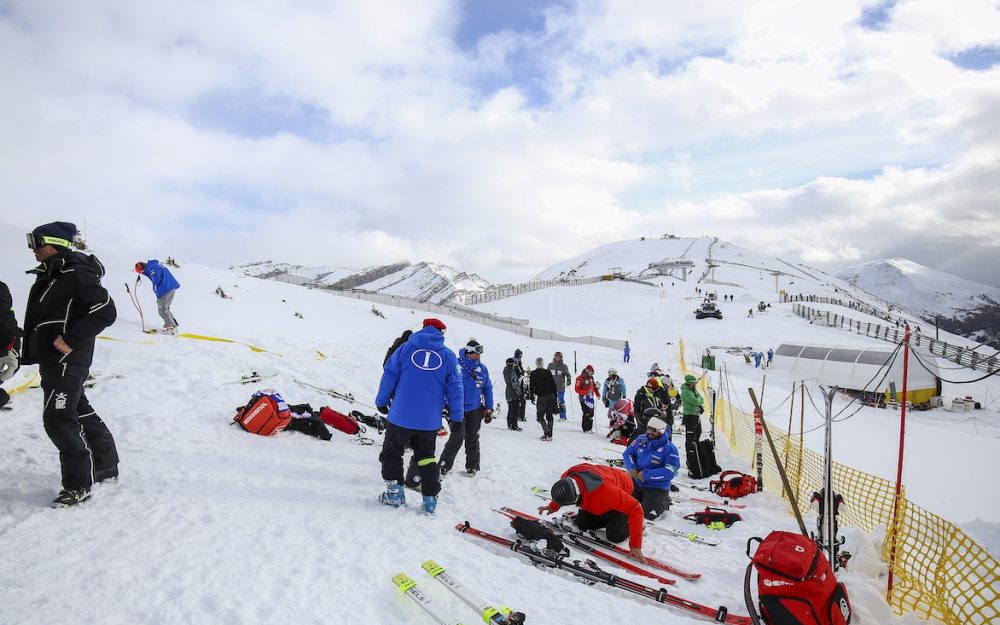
[0, 280, 22, 356]
[529, 367, 557, 399]
[21, 250, 116, 367]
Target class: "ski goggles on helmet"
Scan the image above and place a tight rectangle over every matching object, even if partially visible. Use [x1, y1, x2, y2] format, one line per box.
[466, 343, 484, 355]
[27, 233, 72, 250]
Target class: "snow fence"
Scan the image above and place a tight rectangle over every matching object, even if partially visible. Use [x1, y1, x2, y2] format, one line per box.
[677, 340, 999, 625]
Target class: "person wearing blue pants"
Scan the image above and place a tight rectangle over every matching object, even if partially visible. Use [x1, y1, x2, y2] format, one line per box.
[547, 351, 572, 421]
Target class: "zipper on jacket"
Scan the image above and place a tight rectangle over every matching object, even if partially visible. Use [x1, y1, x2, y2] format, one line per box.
[38, 280, 56, 303]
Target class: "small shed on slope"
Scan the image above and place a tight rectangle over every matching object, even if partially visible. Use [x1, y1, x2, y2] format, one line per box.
[771, 343, 941, 403]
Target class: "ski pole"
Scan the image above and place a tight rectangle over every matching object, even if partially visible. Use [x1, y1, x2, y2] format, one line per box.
[125, 279, 146, 333]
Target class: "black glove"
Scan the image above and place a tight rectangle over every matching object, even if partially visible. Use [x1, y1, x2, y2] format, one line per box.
[377, 405, 389, 415]
[484, 409, 494, 424]
[602, 399, 610, 408]
[699, 406, 704, 414]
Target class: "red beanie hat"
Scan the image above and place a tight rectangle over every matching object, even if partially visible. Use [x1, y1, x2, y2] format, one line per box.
[423, 318, 446, 331]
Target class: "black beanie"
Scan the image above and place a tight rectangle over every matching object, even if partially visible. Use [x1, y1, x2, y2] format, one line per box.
[550, 478, 580, 506]
[32, 221, 77, 248]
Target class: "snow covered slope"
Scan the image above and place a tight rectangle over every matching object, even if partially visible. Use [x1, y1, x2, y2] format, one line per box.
[837, 258, 1000, 320]
[1, 221, 996, 625]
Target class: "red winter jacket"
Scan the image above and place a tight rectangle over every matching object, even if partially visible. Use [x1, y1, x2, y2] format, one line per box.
[545, 463, 644, 549]
[574, 372, 600, 398]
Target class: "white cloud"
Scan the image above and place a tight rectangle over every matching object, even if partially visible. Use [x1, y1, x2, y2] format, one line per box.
[0, 0, 998, 285]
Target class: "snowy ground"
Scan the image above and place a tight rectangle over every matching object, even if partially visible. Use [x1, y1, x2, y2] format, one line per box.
[1, 233, 994, 624]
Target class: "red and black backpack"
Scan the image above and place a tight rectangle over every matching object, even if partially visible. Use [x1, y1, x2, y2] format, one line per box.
[711, 470, 759, 499]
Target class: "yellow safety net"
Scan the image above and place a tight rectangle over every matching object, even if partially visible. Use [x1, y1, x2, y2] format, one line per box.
[678, 340, 998, 625]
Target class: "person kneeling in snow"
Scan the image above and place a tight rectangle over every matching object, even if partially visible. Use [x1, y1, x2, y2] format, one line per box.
[538, 463, 648, 563]
[623, 412, 680, 520]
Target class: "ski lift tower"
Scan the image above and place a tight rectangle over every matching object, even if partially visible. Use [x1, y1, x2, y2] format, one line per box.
[771, 271, 782, 294]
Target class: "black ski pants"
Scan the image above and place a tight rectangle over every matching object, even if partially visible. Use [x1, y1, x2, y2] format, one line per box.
[535, 394, 556, 438]
[40, 364, 119, 491]
[634, 484, 670, 520]
[683, 413, 702, 443]
[439, 407, 483, 472]
[507, 398, 525, 429]
[579, 396, 595, 432]
[380, 422, 441, 497]
[574, 509, 629, 544]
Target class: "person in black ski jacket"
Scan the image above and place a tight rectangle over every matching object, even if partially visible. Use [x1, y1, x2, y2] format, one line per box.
[529, 357, 558, 441]
[503, 357, 525, 431]
[630, 377, 672, 442]
[0, 279, 23, 409]
[22, 222, 120, 507]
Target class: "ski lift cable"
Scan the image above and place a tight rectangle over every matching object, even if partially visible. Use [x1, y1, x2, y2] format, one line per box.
[908, 348, 1000, 385]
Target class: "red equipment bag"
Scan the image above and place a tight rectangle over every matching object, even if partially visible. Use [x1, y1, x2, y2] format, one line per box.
[710, 470, 759, 499]
[683, 506, 742, 528]
[318, 407, 361, 435]
[233, 391, 292, 436]
[745, 531, 852, 625]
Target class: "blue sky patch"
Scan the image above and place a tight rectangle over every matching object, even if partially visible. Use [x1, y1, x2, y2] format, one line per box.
[859, 0, 896, 31]
[188, 88, 354, 142]
[947, 46, 1000, 71]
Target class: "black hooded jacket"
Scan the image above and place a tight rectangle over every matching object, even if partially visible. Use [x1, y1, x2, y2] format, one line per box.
[0, 280, 22, 356]
[21, 249, 116, 367]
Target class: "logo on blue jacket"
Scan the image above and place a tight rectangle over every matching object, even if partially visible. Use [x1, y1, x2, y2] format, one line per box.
[411, 349, 443, 371]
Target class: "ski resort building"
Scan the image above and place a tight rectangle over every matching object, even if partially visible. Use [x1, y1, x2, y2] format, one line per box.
[771, 343, 942, 403]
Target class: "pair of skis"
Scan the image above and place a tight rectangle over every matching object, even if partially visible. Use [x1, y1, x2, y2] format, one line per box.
[224, 372, 276, 385]
[456, 521, 750, 624]
[495, 506, 699, 582]
[393, 559, 525, 625]
[293, 377, 365, 406]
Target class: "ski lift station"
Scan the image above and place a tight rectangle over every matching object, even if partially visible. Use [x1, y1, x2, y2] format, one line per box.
[640, 258, 695, 281]
[771, 343, 942, 403]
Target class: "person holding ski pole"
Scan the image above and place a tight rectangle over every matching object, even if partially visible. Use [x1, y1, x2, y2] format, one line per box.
[574, 364, 600, 433]
[22, 222, 120, 507]
[538, 462, 648, 563]
[135, 259, 180, 334]
[0, 279, 23, 410]
[375, 318, 463, 514]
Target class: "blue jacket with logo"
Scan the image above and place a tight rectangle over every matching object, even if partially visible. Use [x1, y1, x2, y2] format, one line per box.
[458, 349, 494, 412]
[141, 260, 180, 298]
[376, 326, 464, 431]
[623, 431, 680, 491]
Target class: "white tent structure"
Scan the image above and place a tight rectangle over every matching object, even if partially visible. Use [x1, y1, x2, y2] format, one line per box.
[771, 343, 941, 403]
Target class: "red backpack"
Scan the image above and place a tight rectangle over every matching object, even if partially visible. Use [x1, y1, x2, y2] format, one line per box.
[745, 531, 852, 625]
[711, 470, 758, 499]
[233, 391, 292, 436]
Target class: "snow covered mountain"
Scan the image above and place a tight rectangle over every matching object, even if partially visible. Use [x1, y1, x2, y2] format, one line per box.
[837, 258, 1000, 345]
[239, 260, 491, 304]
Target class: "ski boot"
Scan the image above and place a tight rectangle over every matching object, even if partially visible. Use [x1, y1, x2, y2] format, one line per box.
[51, 488, 92, 508]
[378, 480, 405, 508]
[422, 495, 437, 516]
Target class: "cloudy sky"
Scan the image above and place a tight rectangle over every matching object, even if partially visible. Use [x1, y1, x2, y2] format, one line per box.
[2, 0, 998, 285]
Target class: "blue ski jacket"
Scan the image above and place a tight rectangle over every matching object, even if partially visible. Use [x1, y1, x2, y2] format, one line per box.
[141, 260, 180, 298]
[376, 326, 464, 431]
[458, 349, 494, 412]
[602, 377, 627, 402]
[623, 431, 680, 491]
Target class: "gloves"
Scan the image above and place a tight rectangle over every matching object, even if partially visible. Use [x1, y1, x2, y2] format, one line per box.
[484, 409, 494, 424]
[603, 399, 610, 408]
[530, 396, 536, 405]
[699, 406, 704, 414]
[377, 405, 389, 415]
[0, 350, 19, 383]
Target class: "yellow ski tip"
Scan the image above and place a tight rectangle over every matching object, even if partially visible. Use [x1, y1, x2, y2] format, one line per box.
[421, 560, 445, 577]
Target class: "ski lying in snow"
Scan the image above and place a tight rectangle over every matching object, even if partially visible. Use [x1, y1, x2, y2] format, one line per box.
[392, 573, 465, 625]
[84, 373, 122, 388]
[456, 522, 750, 625]
[580, 455, 625, 467]
[497, 507, 700, 581]
[494, 508, 675, 585]
[293, 378, 356, 402]
[421, 560, 526, 625]
[225, 372, 277, 385]
[678, 496, 746, 510]
[646, 523, 720, 546]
